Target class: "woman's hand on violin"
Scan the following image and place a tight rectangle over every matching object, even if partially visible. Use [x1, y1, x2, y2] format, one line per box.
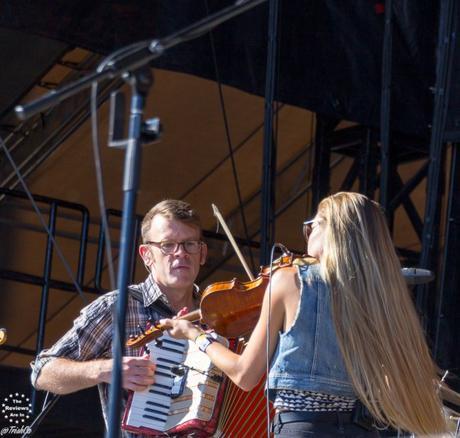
[160, 317, 203, 342]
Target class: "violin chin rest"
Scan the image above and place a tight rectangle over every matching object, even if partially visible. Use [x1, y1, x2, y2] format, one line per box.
[293, 256, 319, 266]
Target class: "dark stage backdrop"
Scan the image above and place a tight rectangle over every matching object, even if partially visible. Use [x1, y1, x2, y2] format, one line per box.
[0, 0, 440, 138]
[444, 0, 460, 142]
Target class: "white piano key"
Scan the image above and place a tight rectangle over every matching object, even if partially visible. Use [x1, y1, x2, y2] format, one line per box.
[151, 348, 184, 364]
[151, 373, 173, 387]
[126, 408, 167, 430]
[133, 389, 172, 406]
[131, 402, 169, 419]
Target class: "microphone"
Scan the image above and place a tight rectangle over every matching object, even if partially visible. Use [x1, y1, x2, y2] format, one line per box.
[401, 267, 434, 285]
[171, 365, 186, 376]
[171, 364, 223, 383]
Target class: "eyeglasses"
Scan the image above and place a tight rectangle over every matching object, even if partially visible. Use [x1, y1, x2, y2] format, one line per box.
[302, 219, 315, 239]
[144, 240, 202, 255]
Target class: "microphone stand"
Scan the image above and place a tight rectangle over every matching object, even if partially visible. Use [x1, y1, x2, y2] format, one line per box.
[106, 65, 152, 438]
[15, 2, 268, 438]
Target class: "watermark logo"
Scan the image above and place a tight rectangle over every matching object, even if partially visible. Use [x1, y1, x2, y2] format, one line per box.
[1, 393, 32, 435]
[2, 393, 32, 424]
[1, 426, 32, 436]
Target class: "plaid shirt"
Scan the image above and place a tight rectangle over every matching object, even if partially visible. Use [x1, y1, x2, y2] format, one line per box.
[30, 275, 199, 437]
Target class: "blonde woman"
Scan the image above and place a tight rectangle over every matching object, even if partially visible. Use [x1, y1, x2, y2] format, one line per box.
[162, 192, 448, 437]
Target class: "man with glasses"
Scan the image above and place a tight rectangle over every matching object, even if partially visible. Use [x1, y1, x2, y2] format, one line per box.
[31, 199, 207, 435]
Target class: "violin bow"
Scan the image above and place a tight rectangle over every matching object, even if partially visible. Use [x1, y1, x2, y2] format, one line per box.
[211, 204, 255, 281]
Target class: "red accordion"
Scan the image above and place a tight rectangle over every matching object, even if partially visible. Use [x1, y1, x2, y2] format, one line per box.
[122, 335, 273, 436]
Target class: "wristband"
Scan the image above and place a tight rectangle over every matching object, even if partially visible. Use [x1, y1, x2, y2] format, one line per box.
[194, 332, 216, 353]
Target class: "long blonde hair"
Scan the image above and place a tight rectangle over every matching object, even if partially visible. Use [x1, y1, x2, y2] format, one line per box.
[318, 192, 447, 435]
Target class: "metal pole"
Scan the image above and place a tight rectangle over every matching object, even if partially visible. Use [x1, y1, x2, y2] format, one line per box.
[260, 0, 280, 265]
[31, 202, 57, 415]
[434, 144, 460, 368]
[106, 68, 152, 438]
[417, 0, 456, 331]
[311, 116, 337, 211]
[379, 0, 394, 222]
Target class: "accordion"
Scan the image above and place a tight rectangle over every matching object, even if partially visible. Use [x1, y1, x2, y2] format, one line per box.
[122, 334, 273, 436]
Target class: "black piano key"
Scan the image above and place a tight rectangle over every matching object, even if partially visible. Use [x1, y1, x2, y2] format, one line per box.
[149, 388, 170, 396]
[157, 357, 180, 366]
[145, 407, 168, 417]
[155, 370, 171, 378]
[152, 382, 170, 390]
[157, 345, 184, 355]
[146, 400, 169, 411]
[161, 338, 186, 348]
[156, 363, 173, 372]
[143, 414, 167, 423]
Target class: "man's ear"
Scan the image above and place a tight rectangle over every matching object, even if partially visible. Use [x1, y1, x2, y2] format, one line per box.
[200, 243, 208, 266]
[139, 244, 152, 267]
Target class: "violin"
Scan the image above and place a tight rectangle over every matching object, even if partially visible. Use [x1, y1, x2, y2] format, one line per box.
[126, 252, 317, 349]
[197, 252, 307, 338]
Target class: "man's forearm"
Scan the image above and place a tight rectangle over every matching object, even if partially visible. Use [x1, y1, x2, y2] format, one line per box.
[34, 357, 112, 394]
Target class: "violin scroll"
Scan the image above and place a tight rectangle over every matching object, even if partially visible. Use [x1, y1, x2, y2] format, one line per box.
[126, 324, 164, 349]
[126, 309, 201, 349]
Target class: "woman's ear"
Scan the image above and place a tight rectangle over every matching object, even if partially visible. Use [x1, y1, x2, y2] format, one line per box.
[200, 243, 208, 266]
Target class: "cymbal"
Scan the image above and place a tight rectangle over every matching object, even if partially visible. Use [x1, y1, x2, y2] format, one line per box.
[401, 267, 434, 285]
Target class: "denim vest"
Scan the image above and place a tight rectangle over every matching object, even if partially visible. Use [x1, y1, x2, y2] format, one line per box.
[268, 263, 355, 399]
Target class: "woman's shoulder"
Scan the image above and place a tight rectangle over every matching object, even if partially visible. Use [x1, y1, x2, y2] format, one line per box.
[271, 265, 298, 282]
[269, 266, 299, 298]
[297, 259, 321, 277]
[270, 260, 322, 284]
[296, 262, 328, 296]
